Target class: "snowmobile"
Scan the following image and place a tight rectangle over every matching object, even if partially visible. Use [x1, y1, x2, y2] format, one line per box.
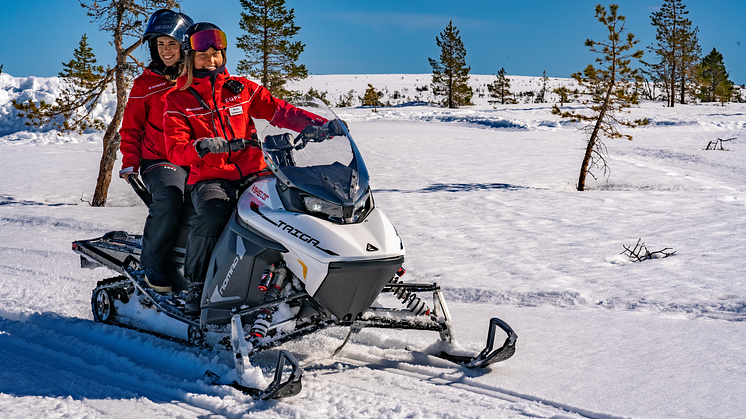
[72, 98, 517, 400]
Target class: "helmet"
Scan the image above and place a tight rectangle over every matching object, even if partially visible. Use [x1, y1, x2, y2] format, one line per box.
[142, 9, 194, 44]
[182, 22, 228, 54]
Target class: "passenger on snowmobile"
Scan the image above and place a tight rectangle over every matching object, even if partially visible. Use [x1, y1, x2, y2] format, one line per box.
[119, 9, 195, 293]
[163, 22, 337, 306]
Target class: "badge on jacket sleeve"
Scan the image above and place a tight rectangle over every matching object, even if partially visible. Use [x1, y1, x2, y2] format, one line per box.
[229, 106, 243, 116]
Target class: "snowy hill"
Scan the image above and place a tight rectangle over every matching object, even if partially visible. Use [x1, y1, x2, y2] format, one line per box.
[0, 72, 578, 143]
[1, 72, 745, 418]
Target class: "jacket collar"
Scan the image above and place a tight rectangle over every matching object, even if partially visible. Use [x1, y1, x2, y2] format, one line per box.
[176, 68, 230, 92]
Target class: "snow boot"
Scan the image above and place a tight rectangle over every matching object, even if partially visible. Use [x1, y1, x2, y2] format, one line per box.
[144, 269, 173, 293]
[185, 282, 204, 314]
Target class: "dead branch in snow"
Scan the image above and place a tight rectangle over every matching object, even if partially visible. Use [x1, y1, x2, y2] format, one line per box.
[705, 137, 735, 151]
[621, 239, 676, 262]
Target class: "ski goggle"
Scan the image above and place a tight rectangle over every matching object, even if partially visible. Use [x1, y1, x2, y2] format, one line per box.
[188, 29, 228, 52]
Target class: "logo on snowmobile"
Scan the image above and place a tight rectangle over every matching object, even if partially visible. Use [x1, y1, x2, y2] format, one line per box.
[276, 220, 328, 251]
[250, 202, 338, 256]
[366, 243, 378, 252]
[210, 236, 245, 303]
[251, 184, 268, 201]
[220, 255, 241, 294]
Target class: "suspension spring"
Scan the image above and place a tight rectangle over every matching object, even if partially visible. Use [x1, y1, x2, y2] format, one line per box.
[390, 267, 431, 316]
[250, 309, 273, 338]
[249, 263, 287, 338]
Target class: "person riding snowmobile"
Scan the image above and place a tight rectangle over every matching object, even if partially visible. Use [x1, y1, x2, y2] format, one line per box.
[119, 9, 195, 293]
[163, 22, 339, 306]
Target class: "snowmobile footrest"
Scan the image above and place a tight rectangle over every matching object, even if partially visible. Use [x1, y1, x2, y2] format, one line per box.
[437, 317, 517, 368]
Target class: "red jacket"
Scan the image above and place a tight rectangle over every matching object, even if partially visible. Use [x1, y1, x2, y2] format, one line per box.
[164, 70, 325, 184]
[119, 68, 175, 171]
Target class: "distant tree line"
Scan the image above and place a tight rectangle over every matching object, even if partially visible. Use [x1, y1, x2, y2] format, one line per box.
[426, 0, 738, 108]
[9, 0, 744, 203]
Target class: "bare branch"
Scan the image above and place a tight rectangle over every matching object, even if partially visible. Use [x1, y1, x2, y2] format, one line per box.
[621, 239, 676, 261]
[705, 137, 735, 150]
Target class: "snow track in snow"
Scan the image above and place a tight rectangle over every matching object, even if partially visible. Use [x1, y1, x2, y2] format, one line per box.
[330, 352, 618, 419]
[0, 313, 252, 418]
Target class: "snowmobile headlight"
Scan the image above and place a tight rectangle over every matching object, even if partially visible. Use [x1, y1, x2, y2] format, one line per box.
[302, 194, 372, 224]
[303, 196, 345, 219]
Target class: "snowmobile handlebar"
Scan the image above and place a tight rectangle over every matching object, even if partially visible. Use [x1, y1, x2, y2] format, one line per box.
[226, 135, 262, 152]
[295, 120, 347, 150]
[196, 135, 262, 158]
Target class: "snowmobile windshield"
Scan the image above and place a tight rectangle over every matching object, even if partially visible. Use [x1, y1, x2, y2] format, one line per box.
[260, 98, 370, 222]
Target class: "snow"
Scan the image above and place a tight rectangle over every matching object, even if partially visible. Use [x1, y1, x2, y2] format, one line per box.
[1, 71, 746, 418]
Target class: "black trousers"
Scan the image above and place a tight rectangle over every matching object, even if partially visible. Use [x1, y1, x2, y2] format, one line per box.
[184, 179, 238, 284]
[140, 159, 189, 283]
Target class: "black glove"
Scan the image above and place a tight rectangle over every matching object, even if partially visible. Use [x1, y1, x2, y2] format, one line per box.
[196, 137, 229, 158]
[325, 119, 348, 136]
[301, 125, 325, 141]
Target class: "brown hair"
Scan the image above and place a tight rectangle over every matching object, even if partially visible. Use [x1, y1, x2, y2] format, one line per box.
[179, 49, 227, 90]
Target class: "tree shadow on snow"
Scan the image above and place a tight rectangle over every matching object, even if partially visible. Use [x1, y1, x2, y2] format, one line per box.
[377, 183, 529, 193]
[0, 194, 74, 207]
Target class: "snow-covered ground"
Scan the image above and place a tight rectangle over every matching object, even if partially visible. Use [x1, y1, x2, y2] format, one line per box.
[1, 72, 745, 418]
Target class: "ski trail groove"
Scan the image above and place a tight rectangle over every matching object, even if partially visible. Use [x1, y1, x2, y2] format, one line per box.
[332, 352, 625, 419]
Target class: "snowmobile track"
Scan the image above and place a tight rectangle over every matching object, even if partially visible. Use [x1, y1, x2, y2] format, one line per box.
[0, 314, 252, 418]
[331, 352, 626, 419]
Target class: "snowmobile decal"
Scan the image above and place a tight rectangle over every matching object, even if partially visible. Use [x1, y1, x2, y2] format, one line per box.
[210, 235, 246, 303]
[251, 184, 269, 201]
[297, 259, 308, 279]
[250, 202, 338, 256]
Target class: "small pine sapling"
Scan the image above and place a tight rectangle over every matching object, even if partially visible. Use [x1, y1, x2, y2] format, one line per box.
[552, 4, 649, 191]
[361, 84, 383, 112]
[336, 90, 356, 108]
[487, 68, 515, 105]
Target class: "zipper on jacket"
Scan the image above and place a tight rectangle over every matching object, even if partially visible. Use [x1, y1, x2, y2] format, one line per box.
[210, 81, 244, 179]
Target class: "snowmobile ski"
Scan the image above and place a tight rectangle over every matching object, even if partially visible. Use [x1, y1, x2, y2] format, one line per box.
[435, 317, 517, 368]
[203, 350, 303, 400]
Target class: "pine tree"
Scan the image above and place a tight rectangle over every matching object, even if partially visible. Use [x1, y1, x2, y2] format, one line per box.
[487, 68, 514, 105]
[236, 0, 308, 99]
[361, 84, 383, 111]
[13, 34, 108, 134]
[696, 48, 734, 104]
[428, 21, 473, 108]
[8, 2, 181, 206]
[645, 0, 700, 106]
[535, 70, 549, 103]
[552, 4, 648, 191]
[302, 87, 329, 105]
[336, 89, 356, 107]
[0, 64, 3, 74]
[677, 22, 700, 103]
[552, 86, 573, 106]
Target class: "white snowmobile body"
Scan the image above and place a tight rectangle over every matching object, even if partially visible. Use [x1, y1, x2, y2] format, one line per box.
[72, 99, 515, 400]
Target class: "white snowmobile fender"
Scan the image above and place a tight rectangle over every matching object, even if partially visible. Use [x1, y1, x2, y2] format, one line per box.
[238, 177, 405, 296]
[238, 178, 404, 262]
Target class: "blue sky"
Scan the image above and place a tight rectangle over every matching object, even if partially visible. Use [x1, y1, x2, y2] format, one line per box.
[2, 0, 745, 84]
